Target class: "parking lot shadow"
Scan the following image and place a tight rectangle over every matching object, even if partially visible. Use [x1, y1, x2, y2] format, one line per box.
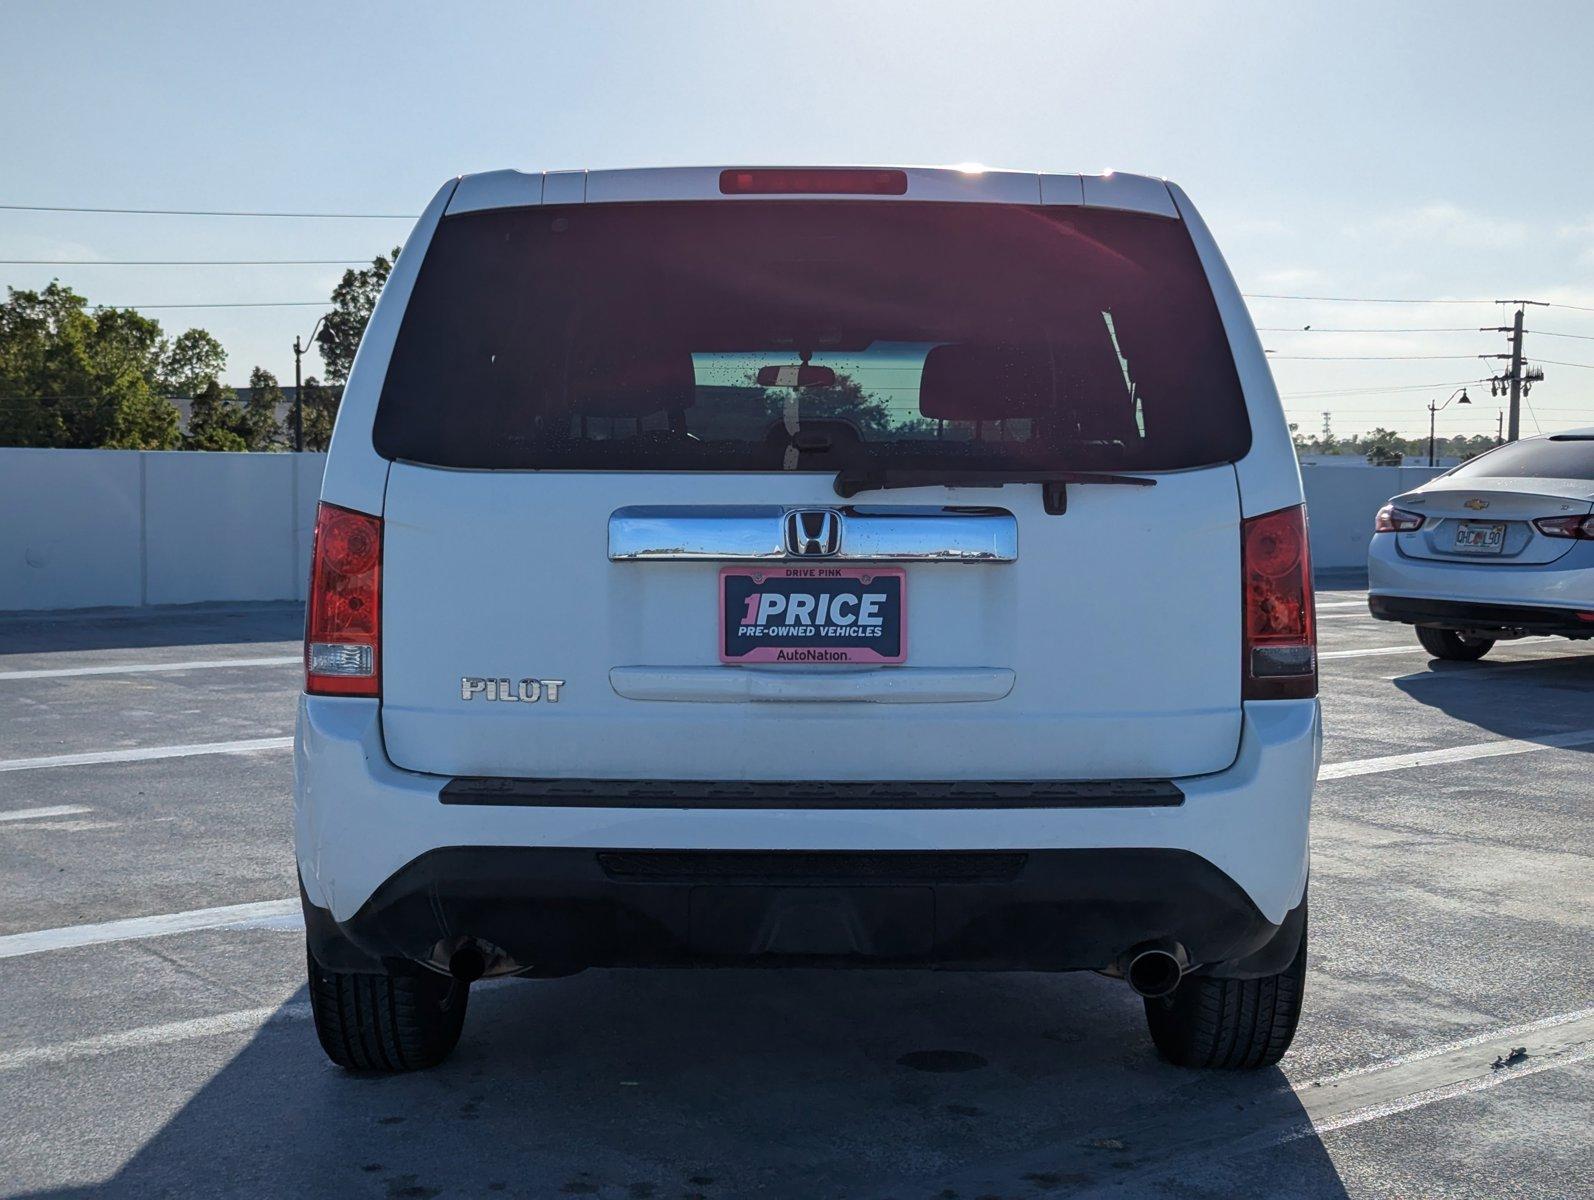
[0, 602, 304, 656]
[1392, 649, 1594, 748]
[38, 969, 1350, 1199]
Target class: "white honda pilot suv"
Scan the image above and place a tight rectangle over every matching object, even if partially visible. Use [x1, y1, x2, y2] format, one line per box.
[296, 165, 1320, 1072]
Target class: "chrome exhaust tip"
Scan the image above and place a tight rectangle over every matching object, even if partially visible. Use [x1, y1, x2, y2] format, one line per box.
[447, 943, 486, 983]
[1123, 944, 1188, 999]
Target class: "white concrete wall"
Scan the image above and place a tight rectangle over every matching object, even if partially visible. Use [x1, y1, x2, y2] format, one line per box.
[1, 449, 1434, 611]
[1302, 464, 1445, 572]
[2, 449, 326, 612]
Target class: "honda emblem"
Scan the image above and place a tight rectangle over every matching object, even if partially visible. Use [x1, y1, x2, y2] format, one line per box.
[785, 509, 842, 557]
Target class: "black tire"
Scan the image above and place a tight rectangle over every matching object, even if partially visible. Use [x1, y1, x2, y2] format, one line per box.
[307, 948, 469, 1071]
[1144, 923, 1306, 1069]
[1415, 625, 1494, 661]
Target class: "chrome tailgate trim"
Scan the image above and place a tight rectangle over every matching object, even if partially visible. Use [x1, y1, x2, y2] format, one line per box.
[608, 505, 1017, 563]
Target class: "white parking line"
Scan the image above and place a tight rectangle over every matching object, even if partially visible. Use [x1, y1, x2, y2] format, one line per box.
[0, 805, 93, 824]
[1322, 637, 1561, 661]
[1315, 600, 1370, 611]
[0, 655, 300, 682]
[0, 980, 514, 1072]
[0, 736, 293, 774]
[1321, 645, 1423, 660]
[0, 1004, 311, 1072]
[1319, 727, 1594, 780]
[0, 898, 301, 960]
[945, 1008, 1593, 1196]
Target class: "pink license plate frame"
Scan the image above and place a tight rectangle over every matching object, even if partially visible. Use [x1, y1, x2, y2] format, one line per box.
[719, 566, 907, 664]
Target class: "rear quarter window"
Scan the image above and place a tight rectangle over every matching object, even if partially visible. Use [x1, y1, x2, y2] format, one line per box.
[373, 201, 1251, 473]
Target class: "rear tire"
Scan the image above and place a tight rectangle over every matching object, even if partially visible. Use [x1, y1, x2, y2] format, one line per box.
[1416, 626, 1494, 661]
[307, 948, 469, 1071]
[1144, 923, 1306, 1069]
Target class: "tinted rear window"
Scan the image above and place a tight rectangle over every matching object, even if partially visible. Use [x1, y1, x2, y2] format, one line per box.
[1446, 436, 1594, 481]
[374, 201, 1250, 472]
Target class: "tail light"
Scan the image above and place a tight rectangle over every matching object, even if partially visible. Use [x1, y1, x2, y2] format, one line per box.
[1243, 505, 1316, 700]
[1374, 504, 1425, 533]
[719, 168, 908, 195]
[1533, 514, 1594, 540]
[305, 502, 381, 696]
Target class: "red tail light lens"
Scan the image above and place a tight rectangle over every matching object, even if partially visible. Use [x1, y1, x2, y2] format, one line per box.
[1243, 505, 1316, 700]
[1533, 514, 1594, 540]
[305, 502, 381, 696]
[1374, 504, 1425, 533]
[719, 168, 908, 195]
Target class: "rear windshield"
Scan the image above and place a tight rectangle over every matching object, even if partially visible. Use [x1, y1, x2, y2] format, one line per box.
[374, 201, 1250, 472]
[1446, 436, 1594, 481]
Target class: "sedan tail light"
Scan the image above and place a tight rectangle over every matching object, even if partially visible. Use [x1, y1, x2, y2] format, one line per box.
[1243, 505, 1317, 700]
[305, 502, 381, 696]
[1533, 514, 1594, 540]
[1374, 504, 1425, 533]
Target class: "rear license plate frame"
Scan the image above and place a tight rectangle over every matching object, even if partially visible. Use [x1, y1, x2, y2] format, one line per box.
[1452, 521, 1507, 554]
[720, 566, 906, 664]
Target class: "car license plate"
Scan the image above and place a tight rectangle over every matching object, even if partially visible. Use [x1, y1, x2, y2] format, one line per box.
[720, 567, 906, 663]
[1453, 521, 1506, 553]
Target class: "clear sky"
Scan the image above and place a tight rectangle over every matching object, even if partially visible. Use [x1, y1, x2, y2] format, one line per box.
[3, 0, 1592, 439]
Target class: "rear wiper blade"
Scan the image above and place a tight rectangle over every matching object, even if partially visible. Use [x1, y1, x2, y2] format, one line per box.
[833, 466, 1155, 513]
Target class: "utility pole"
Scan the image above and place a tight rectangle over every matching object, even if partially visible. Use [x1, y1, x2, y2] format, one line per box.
[1505, 308, 1524, 442]
[1496, 411, 1504, 446]
[1482, 302, 1547, 444]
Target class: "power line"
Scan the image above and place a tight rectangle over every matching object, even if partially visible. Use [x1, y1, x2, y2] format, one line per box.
[0, 203, 414, 219]
[1268, 354, 1482, 361]
[1529, 357, 1594, 370]
[1, 258, 365, 266]
[1257, 326, 1479, 334]
[1278, 377, 1489, 398]
[1245, 293, 1496, 305]
[1247, 292, 1594, 313]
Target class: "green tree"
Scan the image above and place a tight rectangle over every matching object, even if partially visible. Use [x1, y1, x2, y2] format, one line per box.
[315, 248, 398, 385]
[159, 328, 228, 399]
[298, 376, 341, 452]
[241, 366, 285, 450]
[183, 379, 247, 451]
[1362, 427, 1405, 466]
[0, 283, 181, 449]
[752, 373, 903, 438]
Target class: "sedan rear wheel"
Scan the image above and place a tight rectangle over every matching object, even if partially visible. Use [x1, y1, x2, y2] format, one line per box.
[1416, 625, 1494, 661]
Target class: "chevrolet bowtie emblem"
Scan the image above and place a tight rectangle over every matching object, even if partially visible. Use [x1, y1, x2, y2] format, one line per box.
[1464, 499, 1490, 511]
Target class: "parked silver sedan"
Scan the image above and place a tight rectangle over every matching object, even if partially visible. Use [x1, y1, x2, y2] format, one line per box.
[1368, 429, 1594, 659]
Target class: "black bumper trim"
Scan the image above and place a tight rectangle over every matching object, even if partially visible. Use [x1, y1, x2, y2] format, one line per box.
[306, 846, 1295, 978]
[1369, 594, 1594, 636]
[441, 777, 1184, 809]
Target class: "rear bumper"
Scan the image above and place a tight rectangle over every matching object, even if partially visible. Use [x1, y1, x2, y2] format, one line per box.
[1368, 593, 1594, 637]
[1367, 532, 1594, 619]
[295, 695, 1318, 969]
[303, 846, 1306, 979]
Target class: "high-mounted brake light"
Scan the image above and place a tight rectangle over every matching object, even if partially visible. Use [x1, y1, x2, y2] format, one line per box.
[719, 168, 908, 196]
[1374, 504, 1425, 533]
[1533, 514, 1594, 540]
[1242, 505, 1316, 701]
[305, 502, 381, 696]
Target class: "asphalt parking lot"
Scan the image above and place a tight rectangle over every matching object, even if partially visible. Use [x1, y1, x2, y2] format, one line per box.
[1, 585, 1590, 1200]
